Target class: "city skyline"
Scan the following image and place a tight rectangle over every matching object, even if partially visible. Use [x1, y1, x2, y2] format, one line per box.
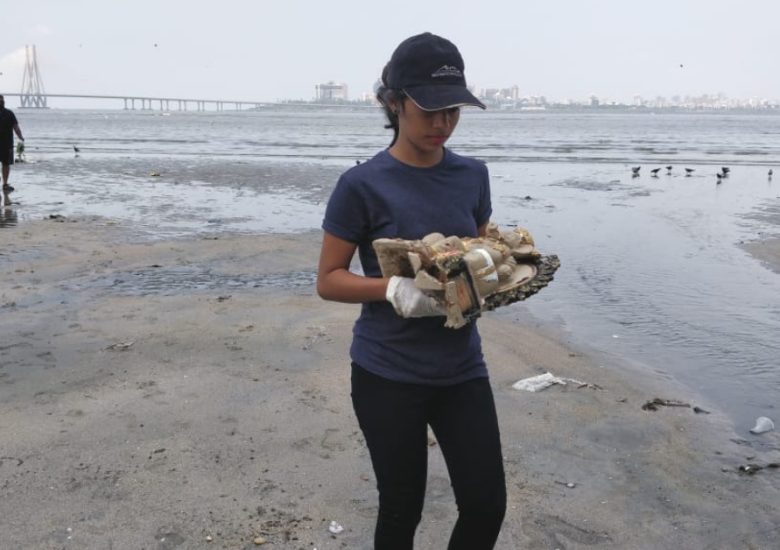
[1, 0, 778, 106]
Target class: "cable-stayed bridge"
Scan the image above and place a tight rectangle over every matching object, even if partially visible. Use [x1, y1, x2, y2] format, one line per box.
[1, 45, 272, 111]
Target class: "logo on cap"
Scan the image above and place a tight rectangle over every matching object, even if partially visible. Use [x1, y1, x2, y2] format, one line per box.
[431, 65, 463, 79]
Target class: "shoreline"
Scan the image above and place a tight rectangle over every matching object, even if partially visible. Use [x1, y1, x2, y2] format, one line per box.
[13, 103, 780, 115]
[1, 216, 779, 548]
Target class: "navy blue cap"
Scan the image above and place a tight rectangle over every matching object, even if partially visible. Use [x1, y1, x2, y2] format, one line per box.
[385, 33, 485, 111]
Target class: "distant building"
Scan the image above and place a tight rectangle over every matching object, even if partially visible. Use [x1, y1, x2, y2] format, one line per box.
[481, 88, 501, 103]
[315, 81, 349, 102]
[476, 85, 533, 109]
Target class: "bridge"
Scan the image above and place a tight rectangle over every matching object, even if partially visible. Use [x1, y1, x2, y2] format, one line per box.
[1, 45, 272, 111]
[0, 91, 272, 111]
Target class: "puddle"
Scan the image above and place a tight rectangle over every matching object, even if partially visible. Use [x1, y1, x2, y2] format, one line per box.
[61, 267, 317, 296]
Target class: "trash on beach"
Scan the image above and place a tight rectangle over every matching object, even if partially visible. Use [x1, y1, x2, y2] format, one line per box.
[105, 340, 135, 351]
[513, 372, 565, 392]
[555, 480, 577, 489]
[149, 171, 161, 177]
[328, 520, 344, 534]
[693, 406, 711, 414]
[253, 535, 267, 545]
[512, 372, 598, 392]
[749, 416, 775, 434]
[641, 398, 691, 411]
[737, 463, 779, 475]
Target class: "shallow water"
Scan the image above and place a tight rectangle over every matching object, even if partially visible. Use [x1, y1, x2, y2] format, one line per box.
[5, 107, 780, 435]
[488, 162, 780, 437]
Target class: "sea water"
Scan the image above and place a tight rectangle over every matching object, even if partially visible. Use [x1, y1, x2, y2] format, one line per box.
[5, 107, 780, 435]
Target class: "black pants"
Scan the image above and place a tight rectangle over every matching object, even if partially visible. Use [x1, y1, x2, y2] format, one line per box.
[351, 363, 506, 550]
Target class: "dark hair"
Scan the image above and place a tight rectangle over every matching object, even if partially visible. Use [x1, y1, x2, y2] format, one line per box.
[376, 63, 406, 147]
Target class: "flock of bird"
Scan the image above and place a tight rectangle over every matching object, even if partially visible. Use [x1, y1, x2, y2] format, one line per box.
[631, 165, 773, 183]
[68, 143, 777, 185]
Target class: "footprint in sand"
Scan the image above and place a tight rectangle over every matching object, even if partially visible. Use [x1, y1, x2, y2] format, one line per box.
[522, 512, 612, 547]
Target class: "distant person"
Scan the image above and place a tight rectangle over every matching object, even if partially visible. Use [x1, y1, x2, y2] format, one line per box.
[0, 95, 25, 205]
[317, 33, 505, 549]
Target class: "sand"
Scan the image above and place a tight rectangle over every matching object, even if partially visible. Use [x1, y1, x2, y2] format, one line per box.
[1, 215, 779, 550]
[742, 236, 780, 275]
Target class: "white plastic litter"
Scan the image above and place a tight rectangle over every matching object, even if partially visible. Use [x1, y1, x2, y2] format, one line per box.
[512, 372, 588, 392]
[328, 521, 344, 534]
[513, 372, 561, 392]
[749, 416, 775, 434]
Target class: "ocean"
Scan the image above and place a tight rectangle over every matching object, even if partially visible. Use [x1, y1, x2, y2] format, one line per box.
[4, 106, 780, 437]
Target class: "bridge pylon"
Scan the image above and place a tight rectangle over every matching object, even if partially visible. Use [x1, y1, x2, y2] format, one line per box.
[20, 45, 47, 109]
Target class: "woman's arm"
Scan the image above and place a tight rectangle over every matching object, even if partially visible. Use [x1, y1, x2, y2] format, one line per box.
[478, 221, 490, 237]
[316, 231, 388, 303]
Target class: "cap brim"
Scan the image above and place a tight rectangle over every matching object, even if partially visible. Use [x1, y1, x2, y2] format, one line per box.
[403, 85, 486, 111]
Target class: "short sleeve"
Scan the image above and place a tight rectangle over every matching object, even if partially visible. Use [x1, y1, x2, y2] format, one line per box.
[322, 173, 368, 244]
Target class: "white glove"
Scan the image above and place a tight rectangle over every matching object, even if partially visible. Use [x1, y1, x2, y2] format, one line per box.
[386, 276, 445, 318]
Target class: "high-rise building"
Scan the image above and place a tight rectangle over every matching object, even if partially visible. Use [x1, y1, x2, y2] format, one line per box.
[315, 82, 349, 102]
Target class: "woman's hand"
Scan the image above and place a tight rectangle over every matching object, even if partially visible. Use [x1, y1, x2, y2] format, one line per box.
[385, 276, 445, 318]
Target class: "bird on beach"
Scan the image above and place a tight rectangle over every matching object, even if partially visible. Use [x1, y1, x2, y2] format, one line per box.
[666, 165, 673, 175]
[716, 172, 723, 183]
[73, 145, 80, 157]
[650, 168, 661, 177]
[631, 166, 641, 177]
[685, 168, 695, 176]
[722, 167, 730, 176]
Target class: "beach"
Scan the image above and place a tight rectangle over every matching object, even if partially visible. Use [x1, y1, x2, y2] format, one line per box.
[2, 215, 779, 549]
[10, 108, 780, 429]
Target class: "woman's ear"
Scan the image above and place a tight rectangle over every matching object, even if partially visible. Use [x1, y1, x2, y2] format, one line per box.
[387, 91, 406, 115]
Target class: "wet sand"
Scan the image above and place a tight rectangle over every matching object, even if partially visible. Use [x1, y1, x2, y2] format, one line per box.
[741, 199, 780, 274]
[1, 216, 779, 549]
[742, 236, 780, 274]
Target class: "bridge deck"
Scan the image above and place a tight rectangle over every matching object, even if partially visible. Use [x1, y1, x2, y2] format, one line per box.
[0, 92, 272, 110]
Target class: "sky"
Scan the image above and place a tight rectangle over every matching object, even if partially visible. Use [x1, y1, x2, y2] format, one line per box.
[1, 0, 778, 105]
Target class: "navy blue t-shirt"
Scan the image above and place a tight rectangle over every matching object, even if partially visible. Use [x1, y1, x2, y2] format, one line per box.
[322, 148, 492, 385]
[0, 108, 19, 149]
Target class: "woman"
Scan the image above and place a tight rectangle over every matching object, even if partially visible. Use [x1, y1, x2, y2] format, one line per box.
[317, 32, 506, 549]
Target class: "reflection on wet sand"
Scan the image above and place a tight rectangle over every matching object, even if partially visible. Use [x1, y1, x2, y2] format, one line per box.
[0, 206, 18, 228]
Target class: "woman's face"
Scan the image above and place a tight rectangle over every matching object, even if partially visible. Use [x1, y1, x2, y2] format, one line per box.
[394, 99, 460, 162]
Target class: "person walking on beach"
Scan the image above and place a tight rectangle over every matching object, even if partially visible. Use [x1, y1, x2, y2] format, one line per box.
[317, 33, 506, 549]
[0, 95, 25, 205]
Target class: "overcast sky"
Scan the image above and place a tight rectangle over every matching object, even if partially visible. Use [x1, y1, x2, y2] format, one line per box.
[1, 0, 778, 104]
